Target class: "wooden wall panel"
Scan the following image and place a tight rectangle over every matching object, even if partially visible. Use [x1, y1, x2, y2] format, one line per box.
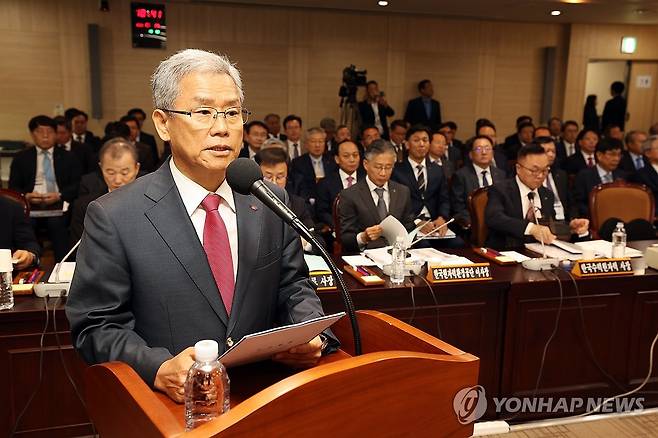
[2, 0, 658, 148]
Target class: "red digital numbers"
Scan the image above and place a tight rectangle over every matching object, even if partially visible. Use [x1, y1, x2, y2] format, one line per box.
[136, 8, 146, 18]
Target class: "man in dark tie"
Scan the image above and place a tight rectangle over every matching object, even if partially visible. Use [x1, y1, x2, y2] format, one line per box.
[565, 128, 599, 176]
[403, 80, 441, 131]
[54, 115, 97, 175]
[535, 136, 574, 221]
[66, 49, 336, 403]
[634, 135, 658, 217]
[290, 127, 338, 204]
[9, 115, 81, 261]
[619, 130, 648, 175]
[485, 144, 589, 249]
[264, 113, 287, 142]
[283, 114, 303, 161]
[451, 135, 506, 227]
[573, 138, 628, 218]
[338, 139, 415, 253]
[358, 80, 395, 140]
[427, 131, 455, 179]
[388, 119, 407, 162]
[238, 120, 269, 160]
[127, 108, 160, 163]
[65, 108, 102, 153]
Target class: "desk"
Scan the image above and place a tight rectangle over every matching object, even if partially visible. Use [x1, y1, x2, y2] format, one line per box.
[2, 244, 658, 435]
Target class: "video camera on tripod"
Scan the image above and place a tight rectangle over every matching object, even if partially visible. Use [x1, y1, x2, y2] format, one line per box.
[338, 65, 367, 131]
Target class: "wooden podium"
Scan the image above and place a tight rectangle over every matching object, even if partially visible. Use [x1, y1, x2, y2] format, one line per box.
[84, 311, 480, 437]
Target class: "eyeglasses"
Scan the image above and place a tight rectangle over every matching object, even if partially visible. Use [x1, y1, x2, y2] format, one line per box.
[371, 164, 394, 172]
[160, 106, 251, 128]
[264, 175, 287, 183]
[473, 146, 492, 153]
[517, 162, 550, 176]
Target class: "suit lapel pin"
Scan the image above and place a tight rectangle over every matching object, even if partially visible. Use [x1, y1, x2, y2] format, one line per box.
[250, 204, 258, 211]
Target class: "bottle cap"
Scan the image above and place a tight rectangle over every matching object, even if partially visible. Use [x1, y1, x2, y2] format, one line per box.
[194, 339, 219, 363]
[616, 222, 624, 228]
[0, 249, 13, 272]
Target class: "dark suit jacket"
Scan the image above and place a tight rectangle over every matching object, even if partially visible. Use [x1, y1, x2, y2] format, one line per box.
[619, 151, 649, 175]
[339, 179, 415, 253]
[547, 168, 576, 221]
[62, 141, 97, 175]
[135, 141, 157, 173]
[69, 189, 108, 247]
[634, 164, 658, 216]
[404, 97, 441, 131]
[315, 169, 365, 227]
[65, 160, 334, 386]
[358, 101, 395, 139]
[564, 152, 592, 176]
[391, 158, 450, 220]
[81, 130, 102, 153]
[0, 197, 41, 257]
[554, 141, 570, 169]
[485, 178, 556, 249]
[290, 153, 338, 201]
[573, 166, 628, 217]
[238, 144, 257, 159]
[139, 131, 159, 163]
[78, 170, 107, 197]
[9, 146, 82, 203]
[450, 164, 506, 223]
[601, 95, 626, 131]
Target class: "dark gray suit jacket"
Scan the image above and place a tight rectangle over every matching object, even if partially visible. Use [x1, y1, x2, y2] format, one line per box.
[338, 179, 415, 253]
[451, 164, 506, 223]
[66, 160, 332, 386]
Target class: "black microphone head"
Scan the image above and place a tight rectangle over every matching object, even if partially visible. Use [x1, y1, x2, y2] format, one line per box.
[226, 158, 263, 195]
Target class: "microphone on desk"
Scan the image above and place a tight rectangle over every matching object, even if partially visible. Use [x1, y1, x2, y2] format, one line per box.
[33, 239, 81, 297]
[226, 158, 362, 356]
[521, 192, 559, 271]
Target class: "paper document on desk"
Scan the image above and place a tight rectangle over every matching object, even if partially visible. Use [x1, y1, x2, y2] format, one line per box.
[500, 251, 531, 263]
[219, 312, 345, 367]
[342, 255, 378, 267]
[524, 243, 582, 261]
[47, 262, 76, 282]
[408, 248, 473, 264]
[363, 246, 423, 267]
[304, 254, 331, 272]
[574, 240, 643, 258]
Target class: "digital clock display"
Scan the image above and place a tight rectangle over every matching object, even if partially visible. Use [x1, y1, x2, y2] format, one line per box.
[131, 2, 166, 49]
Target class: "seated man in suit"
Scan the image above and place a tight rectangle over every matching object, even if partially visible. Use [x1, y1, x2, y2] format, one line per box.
[339, 139, 415, 253]
[54, 116, 97, 175]
[127, 108, 159, 163]
[9, 115, 81, 261]
[438, 122, 464, 164]
[119, 115, 157, 173]
[619, 130, 649, 176]
[573, 137, 628, 218]
[558, 120, 579, 159]
[503, 121, 534, 160]
[472, 119, 511, 176]
[283, 114, 303, 161]
[565, 128, 599, 176]
[315, 140, 365, 229]
[359, 125, 381, 158]
[358, 80, 395, 140]
[66, 49, 337, 403]
[428, 131, 455, 180]
[451, 135, 506, 227]
[238, 120, 268, 160]
[69, 138, 140, 246]
[257, 147, 325, 252]
[391, 125, 451, 237]
[0, 196, 41, 270]
[535, 136, 575, 221]
[290, 127, 337, 204]
[389, 119, 407, 162]
[404, 79, 441, 131]
[335, 124, 352, 144]
[264, 113, 287, 142]
[635, 135, 658, 217]
[485, 144, 589, 249]
[65, 108, 102, 153]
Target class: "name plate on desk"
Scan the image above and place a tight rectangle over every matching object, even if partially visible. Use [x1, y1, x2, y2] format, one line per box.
[309, 270, 337, 290]
[571, 258, 633, 277]
[426, 263, 492, 284]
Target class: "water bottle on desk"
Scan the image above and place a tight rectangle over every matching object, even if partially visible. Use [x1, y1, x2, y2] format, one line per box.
[611, 222, 626, 259]
[184, 340, 230, 431]
[0, 249, 14, 310]
[390, 236, 406, 285]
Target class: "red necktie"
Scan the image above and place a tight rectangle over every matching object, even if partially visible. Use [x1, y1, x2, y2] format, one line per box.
[346, 175, 354, 187]
[587, 156, 594, 167]
[201, 194, 235, 315]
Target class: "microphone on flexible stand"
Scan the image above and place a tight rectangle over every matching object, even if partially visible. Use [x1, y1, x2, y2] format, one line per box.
[34, 239, 81, 297]
[226, 158, 362, 355]
[521, 192, 559, 271]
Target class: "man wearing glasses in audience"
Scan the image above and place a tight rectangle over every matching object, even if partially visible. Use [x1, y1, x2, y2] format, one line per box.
[485, 144, 589, 249]
[66, 49, 337, 403]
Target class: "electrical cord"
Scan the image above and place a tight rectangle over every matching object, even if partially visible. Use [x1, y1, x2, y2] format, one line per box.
[413, 272, 443, 340]
[10, 297, 50, 437]
[407, 279, 417, 326]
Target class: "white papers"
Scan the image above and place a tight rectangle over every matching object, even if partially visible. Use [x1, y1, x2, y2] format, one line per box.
[380, 215, 412, 247]
[304, 254, 330, 272]
[47, 262, 76, 282]
[525, 243, 582, 261]
[551, 240, 583, 254]
[500, 251, 531, 263]
[342, 255, 378, 267]
[574, 240, 643, 258]
[219, 312, 345, 367]
[408, 248, 472, 264]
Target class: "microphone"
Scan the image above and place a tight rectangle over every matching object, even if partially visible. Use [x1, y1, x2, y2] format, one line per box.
[226, 158, 362, 356]
[34, 239, 81, 297]
[521, 192, 559, 271]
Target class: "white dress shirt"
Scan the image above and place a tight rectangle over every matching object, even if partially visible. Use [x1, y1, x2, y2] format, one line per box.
[74, 133, 86, 143]
[563, 141, 576, 157]
[543, 172, 565, 220]
[34, 147, 59, 194]
[596, 164, 613, 183]
[170, 159, 238, 280]
[581, 150, 595, 167]
[516, 176, 543, 235]
[339, 168, 357, 189]
[247, 145, 258, 160]
[310, 154, 325, 178]
[287, 139, 301, 161]
[62, 139, 73, 151]
[473, 163, 492, 188]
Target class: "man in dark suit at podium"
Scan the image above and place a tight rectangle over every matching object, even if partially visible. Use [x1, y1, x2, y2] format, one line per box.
[339, 139, 415, 253]
[66, 49, 336, 403]
[404, 80, 441, 131]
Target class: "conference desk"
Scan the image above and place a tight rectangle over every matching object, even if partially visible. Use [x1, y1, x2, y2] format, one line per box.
[2, 242, 658, 436]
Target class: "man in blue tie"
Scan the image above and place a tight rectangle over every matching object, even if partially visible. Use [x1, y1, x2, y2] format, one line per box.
[9, 115, 81, 260]
[619, 130, 648, 176]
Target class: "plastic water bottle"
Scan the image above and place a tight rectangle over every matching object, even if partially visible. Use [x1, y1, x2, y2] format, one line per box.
[390, 236, 406, 285]
[611, 222, 627, 258]
[184, 340, 230, 431]
[0, 249, 14, 311]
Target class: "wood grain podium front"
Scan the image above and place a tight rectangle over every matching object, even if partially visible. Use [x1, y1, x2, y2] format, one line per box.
[84, 311, 480, 437]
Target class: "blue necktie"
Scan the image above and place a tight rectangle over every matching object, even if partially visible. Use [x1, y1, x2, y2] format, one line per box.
[636, 157, 644, 169]
[42, 151, 56, 193]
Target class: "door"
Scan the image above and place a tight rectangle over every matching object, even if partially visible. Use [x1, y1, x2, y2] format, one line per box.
[626, 62, 658, 132]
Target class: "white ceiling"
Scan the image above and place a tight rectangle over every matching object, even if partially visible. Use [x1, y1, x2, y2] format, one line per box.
[199, 0, 658, 24]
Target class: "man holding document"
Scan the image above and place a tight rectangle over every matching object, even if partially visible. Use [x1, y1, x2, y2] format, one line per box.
[66, 49, 336, 403]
